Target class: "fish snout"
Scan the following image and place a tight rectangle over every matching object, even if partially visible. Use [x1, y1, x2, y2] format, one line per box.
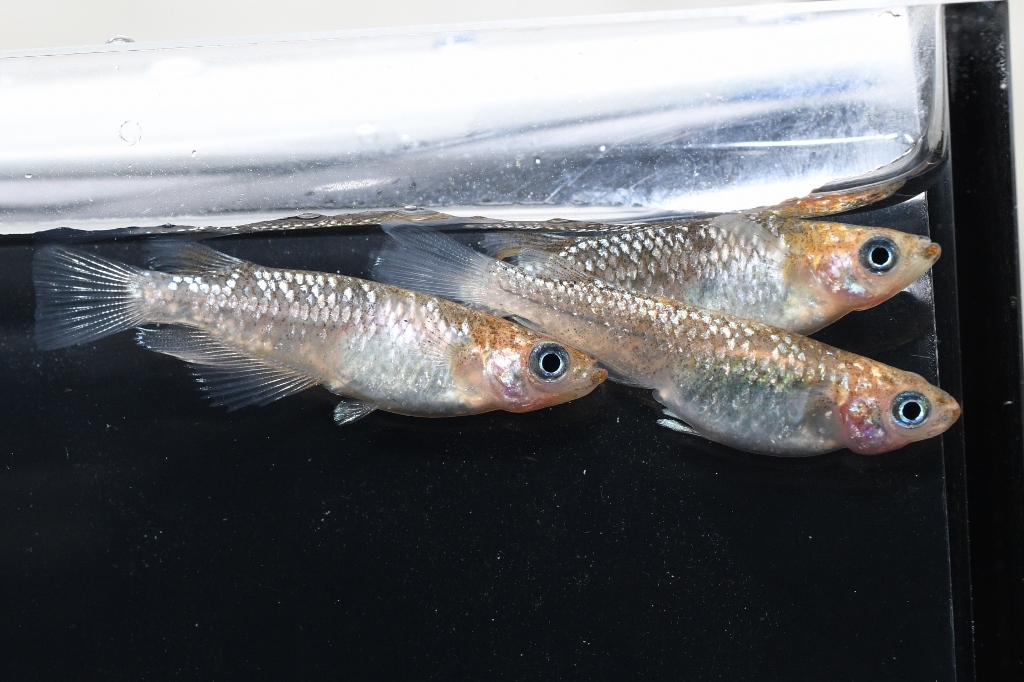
[919, 238, 941, 264]
[939, 392, 961, 424]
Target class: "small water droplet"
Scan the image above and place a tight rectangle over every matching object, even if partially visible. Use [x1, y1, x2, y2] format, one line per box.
[107, 35, 134, 44]
[119, 120, 142, 146]
[24, 174, 32, 179]
[599, 145, 606, 152]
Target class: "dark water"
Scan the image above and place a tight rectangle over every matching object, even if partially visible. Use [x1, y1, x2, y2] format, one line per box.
[0, 198, 961, 679]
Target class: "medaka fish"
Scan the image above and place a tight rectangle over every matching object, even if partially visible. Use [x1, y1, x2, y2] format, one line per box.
[35, 179, 904, 241]
[33, 243, 606, 423]
[480, 214, 940, 335]
[373, 224, 960, 456]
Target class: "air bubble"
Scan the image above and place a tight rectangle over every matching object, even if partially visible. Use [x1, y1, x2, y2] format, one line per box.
[599, 145, 606, 152]
[119, 120, 142, 146]
[106, 35, 135, 44]
[191, 150, 197, 158]
[24, 174, 32, 179]
[298, 213, 319, 219]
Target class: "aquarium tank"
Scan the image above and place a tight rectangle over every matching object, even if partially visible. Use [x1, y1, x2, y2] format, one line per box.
[2, 1, 1021, 679]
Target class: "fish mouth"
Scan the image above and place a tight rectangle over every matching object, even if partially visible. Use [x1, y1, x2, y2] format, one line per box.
[917, 394, 961, 439]
[591, 368, 609, 386]
[897, 238, 941, 284]
[940, 395, 962, 425]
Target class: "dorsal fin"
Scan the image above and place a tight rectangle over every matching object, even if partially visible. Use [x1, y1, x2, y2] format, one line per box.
[136, 326, 319, 410]
[146, 241, 246, 274]
[478, 232, 563, 261]
[374, 222, 510, 315]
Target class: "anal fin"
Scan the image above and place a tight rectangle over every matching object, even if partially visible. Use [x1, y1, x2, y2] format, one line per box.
[137, 326, 319, 410]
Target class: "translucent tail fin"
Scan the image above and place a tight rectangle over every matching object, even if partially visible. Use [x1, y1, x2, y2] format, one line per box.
[33, 247, 148, 350]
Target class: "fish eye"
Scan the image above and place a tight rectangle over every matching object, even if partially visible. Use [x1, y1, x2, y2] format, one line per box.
[859, 236, 900, 274]
[529, 342, 570, 382]
[891, 391, 930, 428]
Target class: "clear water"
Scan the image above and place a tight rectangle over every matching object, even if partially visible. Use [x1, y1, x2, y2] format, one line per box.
[0, 194, 960, 678]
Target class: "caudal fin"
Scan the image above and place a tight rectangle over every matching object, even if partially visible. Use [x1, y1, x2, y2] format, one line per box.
[33, 247, 148, 350]
[373, 221, 505, 313]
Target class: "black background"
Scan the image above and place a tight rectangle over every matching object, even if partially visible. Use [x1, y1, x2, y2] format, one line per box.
[0, 3, 1019, 680]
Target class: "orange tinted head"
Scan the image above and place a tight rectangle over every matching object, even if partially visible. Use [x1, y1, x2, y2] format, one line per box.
[794, 222, 940, 311]
[837, 372, 960, 454]
[474, 328, 606, 413]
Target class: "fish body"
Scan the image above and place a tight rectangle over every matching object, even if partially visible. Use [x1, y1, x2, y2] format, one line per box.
[482, 213, 941, 334]
[33, 243, 605, 422]
[39, 179, 905, 241]
[374, 225, 959, 456]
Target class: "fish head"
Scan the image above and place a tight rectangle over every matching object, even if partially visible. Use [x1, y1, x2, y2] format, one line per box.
[477, 331, 607, 413]
[836, 371, 960, 455]
[794, 222, 940, 313]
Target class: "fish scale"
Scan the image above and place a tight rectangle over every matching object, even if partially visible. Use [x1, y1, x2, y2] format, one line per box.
[551, 220, 785, 313]
[490, 211, 941, 334]
[493, 269, 955, 454]
[374, 225, 960, 456]
[147, 266, 496, 410]
[33, 243, 605, 421]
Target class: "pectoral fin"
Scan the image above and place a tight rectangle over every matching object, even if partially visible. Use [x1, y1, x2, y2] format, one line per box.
[656, 418, 705, 438]
[333, 398, 377, 425]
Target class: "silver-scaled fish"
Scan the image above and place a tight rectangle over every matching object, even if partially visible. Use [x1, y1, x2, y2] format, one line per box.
[373, 224, 960, 456]
[33, 243, 606, 423]
[36, 179, 905, 241]
[479, 214, 940, 334]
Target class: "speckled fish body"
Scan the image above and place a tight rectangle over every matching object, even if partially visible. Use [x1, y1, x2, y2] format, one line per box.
[33, 244, 605, 422]
[481, 213, 941, 334]
[39, 179, 905, 242]
[374, 225, 960, 456]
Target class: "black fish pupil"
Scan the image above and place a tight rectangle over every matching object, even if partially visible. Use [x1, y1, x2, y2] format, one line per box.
[860, 237, 899, 274]
[870, 246, 891, 267]
[901, 400, 922, 422]
[529, 343, 570, 382]
[541, 352, 562, 374]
